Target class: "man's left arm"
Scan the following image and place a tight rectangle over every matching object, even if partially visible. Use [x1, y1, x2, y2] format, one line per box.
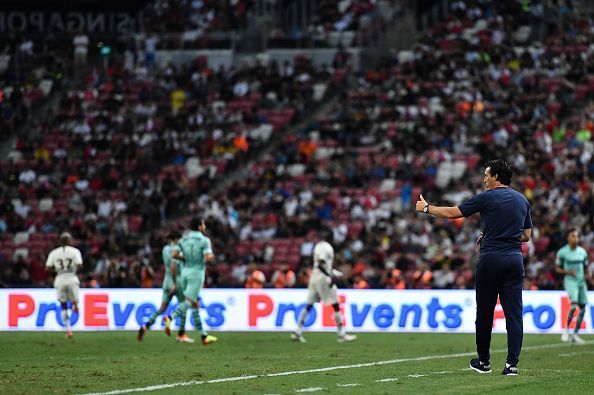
[45, 253, 55, 281]
[520, 228, 532, 242]
[584, 255, 592, 286]
[521, 202, 533, 242]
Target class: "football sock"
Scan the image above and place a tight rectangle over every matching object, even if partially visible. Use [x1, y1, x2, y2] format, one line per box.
[145, 310, 161, 328]
[171, 301, 189, 319]
[334, 311, 344, 336]
[61, 309, 70, 330]
[566, 306, 577, 328]
[574, 308, 585, 335]
[296, 308, 308, 334]
[192, 309, 207, 336]
[178, 313, 187, 336]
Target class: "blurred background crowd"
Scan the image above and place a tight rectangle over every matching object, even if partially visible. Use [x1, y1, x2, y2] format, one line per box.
[1, 0, 594, 291]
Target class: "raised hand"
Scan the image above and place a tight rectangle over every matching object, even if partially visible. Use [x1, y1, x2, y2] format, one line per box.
[415, 193, 428, 213]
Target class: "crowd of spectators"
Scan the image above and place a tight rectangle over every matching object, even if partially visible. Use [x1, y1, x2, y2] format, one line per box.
[0, 36, 70, 136]
[141, 0, 252, 49]
[0, 32, 350, 288]
[144, 0, 252, 34]
[268, 0, 408, 48]
[2, 0, 594, 293]
[174, 0, 594, 291]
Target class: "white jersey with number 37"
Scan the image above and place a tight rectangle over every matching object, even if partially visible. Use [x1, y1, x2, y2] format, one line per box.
[45, 246, 83, 287]
[313, 241, 334, 274]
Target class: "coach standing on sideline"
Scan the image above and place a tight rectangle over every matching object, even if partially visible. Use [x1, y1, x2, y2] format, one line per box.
[415, 159, 532, 376]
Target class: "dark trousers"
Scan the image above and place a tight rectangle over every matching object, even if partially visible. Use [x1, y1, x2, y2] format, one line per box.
[475, 253, 524, 365]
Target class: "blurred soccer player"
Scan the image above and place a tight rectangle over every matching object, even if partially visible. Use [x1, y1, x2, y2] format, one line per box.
[555, 228, 591, 344]
[164, 218, 217, 345]
[291, 232, 356, 343]
[416, 159, 532, 376]
[45, 232, 83, 338]
[138, 230, 192, 343]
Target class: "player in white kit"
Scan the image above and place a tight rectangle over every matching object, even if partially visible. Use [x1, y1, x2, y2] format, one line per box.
[45, 232, 83, 338]
[291, 233, 357, 343]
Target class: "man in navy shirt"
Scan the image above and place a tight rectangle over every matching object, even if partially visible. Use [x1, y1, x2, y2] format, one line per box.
[415, 159, 532, 376]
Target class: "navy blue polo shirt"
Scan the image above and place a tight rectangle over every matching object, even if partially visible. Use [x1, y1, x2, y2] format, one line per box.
[458, 187, 532, 255]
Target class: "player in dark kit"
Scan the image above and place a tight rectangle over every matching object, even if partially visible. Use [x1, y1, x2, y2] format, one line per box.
[416, 159, 532, 376]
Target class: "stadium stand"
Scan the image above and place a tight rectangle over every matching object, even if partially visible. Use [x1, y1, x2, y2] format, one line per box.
[0, 29, 348, 288]
[141, 0, 252, 49]
[179, 0, 594, 290]
[1, 0, 594, 293]
[0, 37, 70, 136]
[267, 0, 406, 48]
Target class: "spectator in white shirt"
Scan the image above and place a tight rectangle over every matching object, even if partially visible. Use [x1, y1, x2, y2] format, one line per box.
[73, 33, 89, 67]
[19, 169, 36, 184]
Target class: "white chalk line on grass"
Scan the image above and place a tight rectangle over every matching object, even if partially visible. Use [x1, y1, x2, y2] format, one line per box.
[558, 350, 594, 357]
[83, 340, 594, 395]
[295, 387, 324, 393]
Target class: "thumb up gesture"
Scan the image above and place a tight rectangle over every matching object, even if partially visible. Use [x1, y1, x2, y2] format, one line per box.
[415, 194, 428, 213]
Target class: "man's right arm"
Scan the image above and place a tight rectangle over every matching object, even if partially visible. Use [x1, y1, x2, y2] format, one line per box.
[415, 194, 464, 219]
[554, 252, 575, 277]
[172, 249, 185, 261]
[45, 252, 54, 274]
[427, 205, 465, 219]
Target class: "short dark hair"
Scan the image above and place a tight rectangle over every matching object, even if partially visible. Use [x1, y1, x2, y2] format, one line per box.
[190, 217, 205, 231]
[486, 159, 512, 185]
[60, 232, 72, 245]
[168, 230, 182, 240]
[566, 228, 578, 239]
[319, 227, 334, 244]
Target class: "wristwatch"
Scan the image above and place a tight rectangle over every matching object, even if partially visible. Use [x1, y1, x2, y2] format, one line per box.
[422, 204, 429, 214]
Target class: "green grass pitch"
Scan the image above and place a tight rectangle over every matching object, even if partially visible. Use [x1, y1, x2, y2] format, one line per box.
[1, 331, 593, 394]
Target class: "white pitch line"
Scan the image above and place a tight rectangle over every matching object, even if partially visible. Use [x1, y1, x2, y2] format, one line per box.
[336, 383, 361, 387]
[375, 378, 399, 382]
[207, 375, 258, 383]
[408, 374, 427, 378]
[558, 350, 594, 357]
[433, 371, 453, 374]
[82, 341, 594, 395]
[295, 387, 324, 393]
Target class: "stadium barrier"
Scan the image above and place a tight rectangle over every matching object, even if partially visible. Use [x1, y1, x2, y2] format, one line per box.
[155, 49, 234, 69]
[1, 289, 592, 333]
[155, 48, 362, 71]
